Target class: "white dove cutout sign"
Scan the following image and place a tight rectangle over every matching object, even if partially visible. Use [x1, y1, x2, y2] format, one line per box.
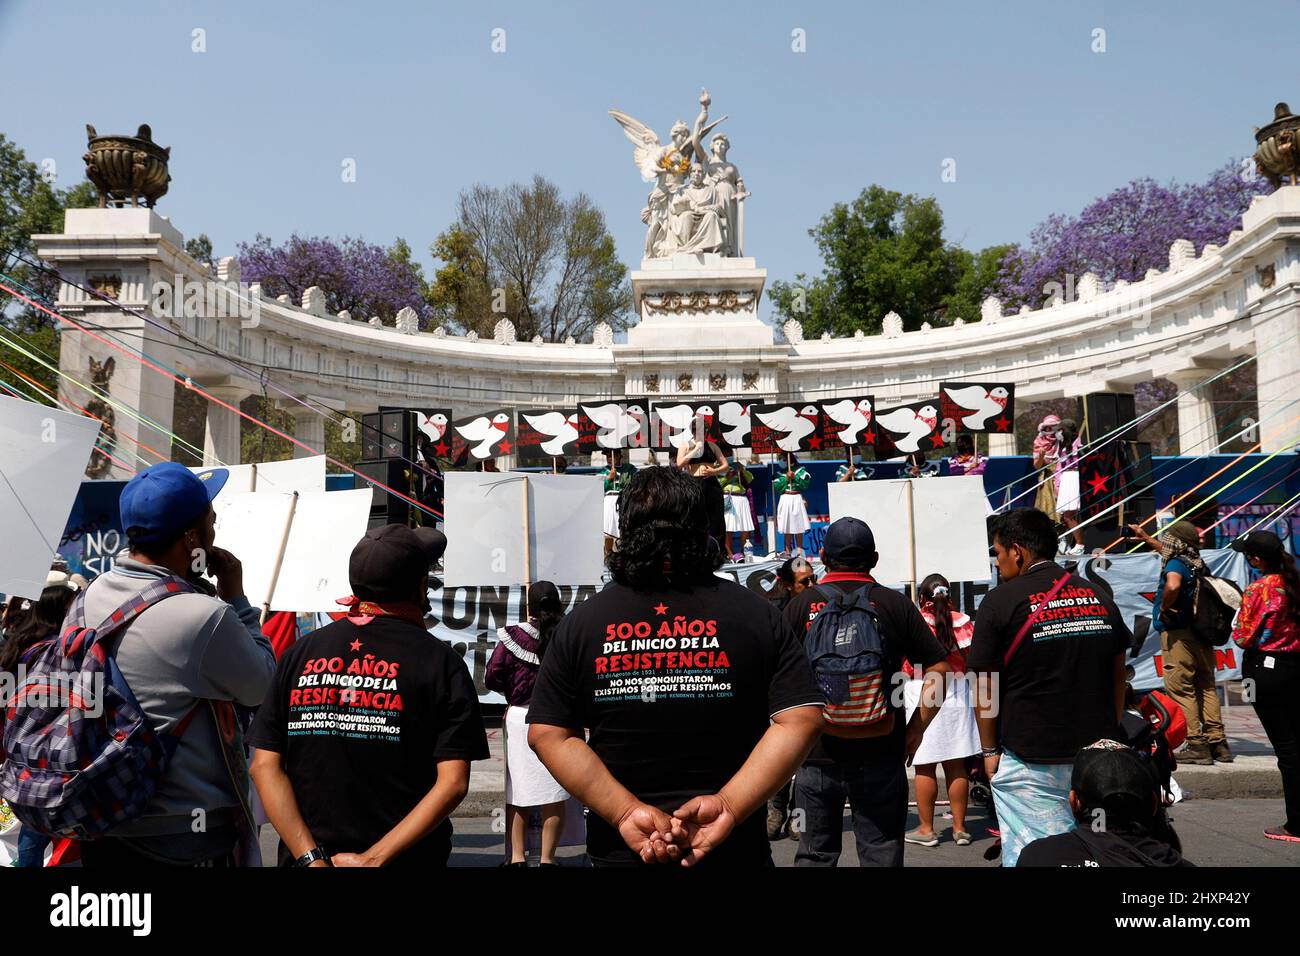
[442, 472, 604, 587]
[828, 475, 992, 594]
[939, 381, 1017, 435]
[717, 400, 754, 449]
[516, 408, 585, 463]
[578, 401, 650, 450]
[0, 395, 102, 600]
[649, 401, 717, 455]
[751, 403, 820, 454]
[450, 409, 515, 463]
[819, 395, 876, 450]
[874, 400, 943, 456]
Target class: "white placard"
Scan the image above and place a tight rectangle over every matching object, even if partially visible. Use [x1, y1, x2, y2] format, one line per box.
[0, 396, 102, 599]
[212, 488, 372, 611]
[191, 455, 326, 495]
[827, 476, 992, 587]
[442, 473, 604, 586]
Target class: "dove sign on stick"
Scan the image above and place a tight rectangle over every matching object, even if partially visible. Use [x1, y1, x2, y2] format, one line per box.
[939, 381, 1016, 434]
[516, 409, 583, 462]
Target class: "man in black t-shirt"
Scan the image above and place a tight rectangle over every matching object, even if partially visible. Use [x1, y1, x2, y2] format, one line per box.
[528, 467, 824, 868]
[967, 509, 1129, 867]
[249, 524, 489, 868]
[782, 517, 950, 867]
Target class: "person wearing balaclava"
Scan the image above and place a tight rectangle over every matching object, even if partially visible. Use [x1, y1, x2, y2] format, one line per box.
[1127, 519, 1230, 766]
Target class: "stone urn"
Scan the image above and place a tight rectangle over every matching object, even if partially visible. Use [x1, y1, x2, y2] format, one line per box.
[1254, 103, 1300, 188]
[83, 123, 171, 208]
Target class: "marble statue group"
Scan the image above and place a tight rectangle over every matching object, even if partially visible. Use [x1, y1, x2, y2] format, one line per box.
[610, 89, 749, 260]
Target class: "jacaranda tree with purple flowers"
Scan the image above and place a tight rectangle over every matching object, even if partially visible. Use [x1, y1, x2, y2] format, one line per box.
[995, 161, 1273, 310]
[237, 233, 431, 326]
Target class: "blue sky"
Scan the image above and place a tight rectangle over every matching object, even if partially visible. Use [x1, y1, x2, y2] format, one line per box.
[1, 0, 1294, 317]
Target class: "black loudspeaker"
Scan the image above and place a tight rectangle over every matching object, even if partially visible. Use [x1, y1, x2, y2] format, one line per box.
[1078, 392, 1138, 442]
[361, 412, 385, 460]
[354, 458, 411, 526]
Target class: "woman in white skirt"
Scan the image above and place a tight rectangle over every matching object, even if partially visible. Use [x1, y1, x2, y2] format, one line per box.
[719, 459, 755, 561]
[484, 581, 570, 866]
[774, 454, 812, 557]
[602, 449, 637, 558]
[904, 574, 981, 848]
[1054, 419, 1086, 556]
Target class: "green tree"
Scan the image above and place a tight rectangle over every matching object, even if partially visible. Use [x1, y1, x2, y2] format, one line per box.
[428, 176, 631, 341]
[184, 233, 214, 265]
[0, 134, 98, 395]
[769, 185, 1005, 335]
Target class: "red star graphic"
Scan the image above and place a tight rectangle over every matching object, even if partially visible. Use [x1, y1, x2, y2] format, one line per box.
[350, 639, 362, 651]
[862, 430, 876, 445]
[653, 602, 668, 615]
[808, 435, 823, 449]
[929, 433, 946, 449]
[497, 439, 513, 454]
[434, 442, 448, 457]
[1088, 473, 1109, 495]
[993, 415, 1012, 432]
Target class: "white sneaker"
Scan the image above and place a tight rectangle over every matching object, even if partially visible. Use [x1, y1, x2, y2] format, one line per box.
[1066, 544, 1086, 556]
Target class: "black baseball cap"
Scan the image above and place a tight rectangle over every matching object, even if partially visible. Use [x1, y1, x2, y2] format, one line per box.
[1231, 530, 1285, 562]
[349, 524, 447, 602]
[822, 516, 876, 565]
[1071, 740, 1158, 823]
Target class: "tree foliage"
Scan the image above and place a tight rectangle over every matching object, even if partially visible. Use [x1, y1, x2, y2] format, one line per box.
[769, 185, 1006, 335]
[427, 175, 631, 341]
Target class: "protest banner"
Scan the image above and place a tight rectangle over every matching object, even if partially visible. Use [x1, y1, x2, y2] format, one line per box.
[212, 488, 372, 612]
[0, 395, 102, 599]
[442, 473, 604, 588]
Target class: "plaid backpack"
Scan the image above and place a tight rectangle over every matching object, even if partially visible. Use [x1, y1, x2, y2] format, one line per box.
[0, 575, 197, 839]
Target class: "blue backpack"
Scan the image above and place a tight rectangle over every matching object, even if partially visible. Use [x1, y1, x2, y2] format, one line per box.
[804, 584, 891, 728]
[0, 576, 198, 839]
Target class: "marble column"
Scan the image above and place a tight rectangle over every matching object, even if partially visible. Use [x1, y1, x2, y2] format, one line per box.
[201, 385, 249, 466]
[1166, 368, 1219, 456]
[1253, 302, 1300, 453]
[986, 431, 1018, 457]
[288, 407, 326, 459]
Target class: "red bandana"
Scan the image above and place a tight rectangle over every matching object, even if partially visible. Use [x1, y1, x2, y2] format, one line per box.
[336, 595, 425, 626]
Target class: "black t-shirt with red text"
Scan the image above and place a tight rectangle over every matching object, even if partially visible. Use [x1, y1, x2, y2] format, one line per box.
[527, 578, 823, 866]
[966, 561, 1130, 764]
[247, 615, 489, 866]
[782, 573, 947, 764]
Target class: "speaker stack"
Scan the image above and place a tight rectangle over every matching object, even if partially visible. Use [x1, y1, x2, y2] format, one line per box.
[357, 408, 416, 528]
[1075, 392, 1150, 550]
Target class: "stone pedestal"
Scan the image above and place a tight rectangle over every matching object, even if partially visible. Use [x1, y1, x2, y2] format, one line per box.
[1167, 368, 1220, 456]
[627, 254, 770, 349]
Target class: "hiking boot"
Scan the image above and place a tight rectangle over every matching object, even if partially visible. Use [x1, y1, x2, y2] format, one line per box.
[1178, 742, 1214, 766]
[766, 806, 788, 841]
[1264, 825, 1300, 843]
[1210, 741, 1234, 763]
[905, 828, 939, 847]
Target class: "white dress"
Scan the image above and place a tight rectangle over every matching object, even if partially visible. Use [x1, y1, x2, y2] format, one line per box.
[776, 492, 810, 535]
[498, 625, 570, 807]
[602, 493, 621, 537]
[1056, 470, 1082, 514]
[724, 494, 754, 533]
[903, 671, 981, 765]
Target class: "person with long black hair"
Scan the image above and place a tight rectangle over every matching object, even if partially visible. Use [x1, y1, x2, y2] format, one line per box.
[527, 466, 824, 867]
[0, 574, 80, 867]
[904, 573, 981, 848]
[1231, 530, 1300, 844]
[485, 581, 571, 866]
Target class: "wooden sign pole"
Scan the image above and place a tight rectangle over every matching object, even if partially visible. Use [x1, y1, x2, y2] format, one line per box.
[261, 490, 299, 625]
[904, 478, 918, 602]
[521, 476, 532, 590]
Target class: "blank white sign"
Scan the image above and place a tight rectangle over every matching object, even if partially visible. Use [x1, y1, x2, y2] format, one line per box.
[0, 396, 102, 599]
[213, 488, 372, 611]
[827, 476, 992, 587]
[443, 473, 604, 587]
[192, 455, 326, 495]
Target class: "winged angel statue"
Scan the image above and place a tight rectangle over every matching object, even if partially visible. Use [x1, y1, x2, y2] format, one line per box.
[609, 89, 749, 259]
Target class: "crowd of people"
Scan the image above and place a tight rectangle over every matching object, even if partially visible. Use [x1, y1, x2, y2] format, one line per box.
[1, 454, 1297, 869]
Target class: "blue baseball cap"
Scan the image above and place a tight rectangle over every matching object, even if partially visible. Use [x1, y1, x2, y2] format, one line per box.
[120, 462, 229, 545]
[822, 516, 876, 564]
